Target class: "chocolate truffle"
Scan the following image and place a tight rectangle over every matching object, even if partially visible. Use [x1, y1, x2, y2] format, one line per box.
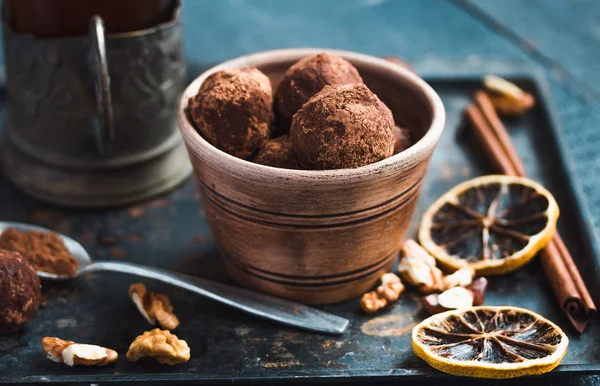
[291, 83, 395, 170]
[252, 135, 301, 169]
[0, 249, 41, 334]
[394, 126, 413, 154]
[188, 67, 273, 159]
[274, 53, 363, 134]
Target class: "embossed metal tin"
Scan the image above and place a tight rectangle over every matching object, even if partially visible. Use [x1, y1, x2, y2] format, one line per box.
[0, 3, 191, 207]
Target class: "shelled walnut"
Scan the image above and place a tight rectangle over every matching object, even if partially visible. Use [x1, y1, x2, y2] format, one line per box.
[360, 273, 405, 313]
[129, 283, 180, 330]
[398, 240, 444, 293]
[439, 265, 475, 292]
[127, 329, 190, 365]
[360, 292, 388, 313]
[399, 240, 476, 293]
[41, 337, 118, 367]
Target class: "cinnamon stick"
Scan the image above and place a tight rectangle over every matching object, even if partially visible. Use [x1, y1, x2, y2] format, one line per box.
[553, 233, 596, 318]
[464, 105, 518, 176]
[466, 91, 596, 333]
[540, 240, 584, 331]
[474, 91, 526, 176]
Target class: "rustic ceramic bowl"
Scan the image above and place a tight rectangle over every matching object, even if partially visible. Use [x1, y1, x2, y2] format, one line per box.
[178, 48, 445, 304]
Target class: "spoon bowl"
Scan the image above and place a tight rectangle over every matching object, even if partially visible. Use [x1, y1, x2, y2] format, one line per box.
[0, 222, 91, 280]
[0, 222, 349, 335]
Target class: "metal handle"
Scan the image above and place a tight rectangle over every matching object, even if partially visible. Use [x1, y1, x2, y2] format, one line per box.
[80, 261, 349, 335]
[89, 15, 115, 155]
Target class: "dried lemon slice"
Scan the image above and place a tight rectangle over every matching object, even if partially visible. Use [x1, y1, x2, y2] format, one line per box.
[419, 175, 559, 275]
[412, 306, 569, 378]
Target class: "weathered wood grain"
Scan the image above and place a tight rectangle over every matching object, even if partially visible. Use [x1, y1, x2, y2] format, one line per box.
[459, 0, 600, 99]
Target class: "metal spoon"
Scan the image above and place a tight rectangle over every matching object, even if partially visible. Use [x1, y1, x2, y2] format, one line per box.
[0, 222, 349, 335]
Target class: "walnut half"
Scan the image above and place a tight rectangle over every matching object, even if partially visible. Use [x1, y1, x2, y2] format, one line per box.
[129, 283, 180, 330]
[376, 273, 405, 302]
[398, 240, 443, 293]
[41, 337, 118, 367]
[360, 273, 405, 313]
[127, 329, 190, 365]
[439, 266, 475, 292]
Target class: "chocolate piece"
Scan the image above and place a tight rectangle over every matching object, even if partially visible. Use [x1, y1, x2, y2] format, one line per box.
[394, 126, 413, 154]
[0, 249, 41, 334]
[188, 67, 273, 159]
[275, 53, 363, 134]
[291, 83, 395, 170]
[421, 293, 445, 315]
[466, 277, 488, 306]
[421, 278, 488, 316]
[252, 135, 300, 169]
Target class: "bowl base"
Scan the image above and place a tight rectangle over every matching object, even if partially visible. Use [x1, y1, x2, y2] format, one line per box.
[222, 252, 397, 305]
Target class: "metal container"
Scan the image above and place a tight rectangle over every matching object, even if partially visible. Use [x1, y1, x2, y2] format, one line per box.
[0, 4, 191, 207]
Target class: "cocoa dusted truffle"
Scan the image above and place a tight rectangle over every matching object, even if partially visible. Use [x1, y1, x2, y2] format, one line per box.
[188, 67, 273, 159]
[252, 135, 300, 169]
[0, 249, 41, 334]
[291, 84, 395, 170]
[394, 126, 413, 154]
[275, 53, 363, 134]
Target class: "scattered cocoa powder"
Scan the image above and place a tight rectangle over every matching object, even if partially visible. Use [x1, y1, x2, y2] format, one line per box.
[0, 228, 78, 276]
[121, 233, 142, 243]
[97, 235, 118, 246]
[109, 246, 128, 260]
[128, 207, 145, 218]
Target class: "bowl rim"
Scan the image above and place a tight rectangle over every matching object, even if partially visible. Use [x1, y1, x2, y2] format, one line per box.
[178, 48, 446, 180]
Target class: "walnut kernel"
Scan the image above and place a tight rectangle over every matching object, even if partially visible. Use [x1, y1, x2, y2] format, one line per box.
[376, 273, 405, 302]
[129, 283, 180, 330]
[360, 291, 388, 313]
[398, 240, 443, 292]
[439, 266, 475, 291]
[126, 329, 190, 365]
[41, 337, 117, 367]
[360, 273, 404, 313]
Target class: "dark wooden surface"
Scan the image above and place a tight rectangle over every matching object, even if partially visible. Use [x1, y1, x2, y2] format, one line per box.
[1, 73, 599, 385]
[1, 1, 600, 385]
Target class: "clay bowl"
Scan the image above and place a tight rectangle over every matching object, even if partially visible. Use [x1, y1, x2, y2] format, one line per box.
[178, 48, 445, 304]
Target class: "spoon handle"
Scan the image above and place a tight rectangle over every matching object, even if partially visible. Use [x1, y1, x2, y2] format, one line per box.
[81, 261, 349, 335]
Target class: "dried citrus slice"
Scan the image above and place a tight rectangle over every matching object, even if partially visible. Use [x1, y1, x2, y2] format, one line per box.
[412, 306, 569, 378]
[419, 175, 559, 275]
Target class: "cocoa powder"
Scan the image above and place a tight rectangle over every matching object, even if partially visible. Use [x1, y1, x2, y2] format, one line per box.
[0, 228, 78, 276]
[188, 67, 273, 159]
[275, 53, 364, 134]
[252, 135, 301, 169]
[291, 83, 395, 170]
